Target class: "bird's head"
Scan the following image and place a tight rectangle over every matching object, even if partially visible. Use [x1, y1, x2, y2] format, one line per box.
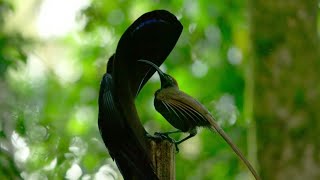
[138, 60, 178, 89]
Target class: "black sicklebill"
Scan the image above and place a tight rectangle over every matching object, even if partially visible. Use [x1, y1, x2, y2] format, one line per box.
[138, 60, 261, 180]
[98, 10, 182, 180]
[98, 56, 158, 179]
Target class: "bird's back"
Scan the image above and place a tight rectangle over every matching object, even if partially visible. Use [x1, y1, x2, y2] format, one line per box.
[154, 87, 212, 132]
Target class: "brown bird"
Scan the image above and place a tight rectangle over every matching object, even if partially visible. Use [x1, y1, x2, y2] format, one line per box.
[138, 60, 261, 180]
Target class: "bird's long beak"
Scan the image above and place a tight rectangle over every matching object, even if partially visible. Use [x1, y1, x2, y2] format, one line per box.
[138, 60, 166, 79]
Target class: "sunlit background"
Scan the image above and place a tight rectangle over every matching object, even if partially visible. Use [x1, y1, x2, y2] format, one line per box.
[3, 0, 317, 179]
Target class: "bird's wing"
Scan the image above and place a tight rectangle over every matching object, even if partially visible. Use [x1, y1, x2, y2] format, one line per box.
[167, 90, 260, 180]
[156, 90, 210, 131]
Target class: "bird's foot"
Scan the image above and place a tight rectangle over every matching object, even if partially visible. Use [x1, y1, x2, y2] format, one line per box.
[146, 132, 173, 141]
[173, 143, 179, 153]
[146, 133, 165, 142]
[154, 132, 171, 139]
[154, 132, 180, 152]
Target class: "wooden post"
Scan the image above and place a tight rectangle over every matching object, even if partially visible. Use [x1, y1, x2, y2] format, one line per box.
[149, 139, 175, 180]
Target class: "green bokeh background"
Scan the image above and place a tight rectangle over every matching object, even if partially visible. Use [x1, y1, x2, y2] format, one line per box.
[2, 0, 314, 179]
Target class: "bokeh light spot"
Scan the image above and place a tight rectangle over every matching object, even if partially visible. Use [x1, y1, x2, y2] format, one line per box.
[227, 46, 243, 65]
[65, 163, 82, 180]
[191, 60, 208, 78]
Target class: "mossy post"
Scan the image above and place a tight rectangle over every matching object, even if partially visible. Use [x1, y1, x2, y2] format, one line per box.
[149, 139, 175, 180]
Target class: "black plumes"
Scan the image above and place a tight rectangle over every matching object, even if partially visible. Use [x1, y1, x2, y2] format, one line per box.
[98, 10, 182, 180]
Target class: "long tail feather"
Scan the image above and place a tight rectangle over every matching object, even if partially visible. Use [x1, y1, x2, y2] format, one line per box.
[207, 116, 261, 180]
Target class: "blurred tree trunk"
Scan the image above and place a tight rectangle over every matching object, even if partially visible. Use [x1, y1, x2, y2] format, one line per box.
[249, 1, 320, 179]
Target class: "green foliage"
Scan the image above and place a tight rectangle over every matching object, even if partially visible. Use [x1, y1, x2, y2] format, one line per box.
[0, 0, 254, 179]
[0, 0, 29, 75]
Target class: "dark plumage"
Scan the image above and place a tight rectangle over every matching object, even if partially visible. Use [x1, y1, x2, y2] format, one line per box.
[98, 10, 182, 179]
[98, 57, 158, 179]
[112, 10, 183, 97]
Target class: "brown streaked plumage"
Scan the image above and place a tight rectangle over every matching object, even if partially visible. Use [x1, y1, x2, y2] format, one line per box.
[139, 60, 261, 180]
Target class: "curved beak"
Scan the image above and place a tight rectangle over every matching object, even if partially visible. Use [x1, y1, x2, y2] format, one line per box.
[138, 60, 165, 79]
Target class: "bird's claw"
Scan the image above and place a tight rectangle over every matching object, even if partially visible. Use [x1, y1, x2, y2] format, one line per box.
[154, 132, 180, 152]
[146, 132, 180, 152]
[173, 143, 179, 153]
[154, 132, 171, 139]
[146, 133, 161, 141]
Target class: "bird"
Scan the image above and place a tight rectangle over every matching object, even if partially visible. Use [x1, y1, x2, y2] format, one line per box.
[98, 56, 158, 179]
[138, 59, 261, 180]
[98, 10, 182, 179]
[110, 10, 182, 153]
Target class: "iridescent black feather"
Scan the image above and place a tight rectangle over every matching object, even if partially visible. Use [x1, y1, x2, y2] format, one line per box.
[98, 10, 183, 180]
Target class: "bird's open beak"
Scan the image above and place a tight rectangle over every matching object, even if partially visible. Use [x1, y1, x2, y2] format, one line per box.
[138, 60, 166, 79]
